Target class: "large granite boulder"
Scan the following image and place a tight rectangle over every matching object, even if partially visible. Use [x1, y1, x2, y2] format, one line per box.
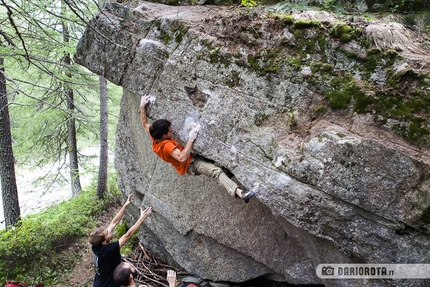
[75, 2, 430, 286]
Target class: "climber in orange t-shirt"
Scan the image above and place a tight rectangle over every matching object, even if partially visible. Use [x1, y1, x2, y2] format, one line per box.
[139, 95, 254, 203]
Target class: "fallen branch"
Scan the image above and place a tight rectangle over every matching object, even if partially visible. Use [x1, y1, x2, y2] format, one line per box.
[122, 242, 190, 287]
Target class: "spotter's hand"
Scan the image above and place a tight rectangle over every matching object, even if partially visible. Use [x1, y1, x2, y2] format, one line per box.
[140, 206, 152, 220]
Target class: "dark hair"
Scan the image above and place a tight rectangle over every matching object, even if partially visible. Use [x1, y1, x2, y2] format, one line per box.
[89, 227, 106, 247]
[149, 119, 171, 140]
[113, 263, 132, 286]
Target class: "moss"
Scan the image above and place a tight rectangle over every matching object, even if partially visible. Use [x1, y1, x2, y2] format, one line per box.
[353, 91, 373, 114]
[376, 92, 415, 119]
[367, 48, 382, 55]
[274, 14, 294, 26]
[227, 70, 241, 88]
[318, 133, 331, 142]
[363, 54, 378, 72]
[345, 50, 358, 58]
[209, 50, 220, 64]
[289, 113, 297, 127]
[208, 45, 231, 68]
[320, 54, 328, 63]
[293, 29, 305, 40]
[317, 36, 328, 52]
[289, 57, 302, 69]
[386, 69, 423, 88]
[294, 20, 321, 29]
[320, 63, 334, 73]
[324, 77, 365, 110]
[244, 48, 283, 76]
[324, 86, 351, 110]
[392, 124, 408, 139]
[310, 62, 333, 73]
[311, 62, 323, 73]
[408, 117, 430, 142]
[157, 20, 188, 44]
[329, 23, 354, 42]
[247, 54, 259, 70]
[359, 48, 385, 78]
[362, 39, 371, 48]
[293, 29, 327, 57]
[158, 31, 172, 43]
[366, 88, 430, 143]
[385, 50, 399, 66]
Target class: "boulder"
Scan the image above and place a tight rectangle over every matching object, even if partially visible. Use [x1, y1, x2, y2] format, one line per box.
[75, 2, 430, 286]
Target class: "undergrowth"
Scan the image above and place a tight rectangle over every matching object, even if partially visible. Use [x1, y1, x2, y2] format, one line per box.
[0, 173, 122, 285]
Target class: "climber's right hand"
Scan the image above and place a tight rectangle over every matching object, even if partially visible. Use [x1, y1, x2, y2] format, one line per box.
[189, 127, 199, 141]
[140, 95, 150, 107]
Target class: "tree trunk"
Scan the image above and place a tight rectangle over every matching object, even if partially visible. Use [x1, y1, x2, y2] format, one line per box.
[97, 76, 108, 199]
[0, 58, 21, 228]
[65, 77, 82, 197]
[62, 6, 81, 197]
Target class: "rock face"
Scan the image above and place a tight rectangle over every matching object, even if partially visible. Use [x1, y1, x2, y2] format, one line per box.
[75, 2, 430, 286]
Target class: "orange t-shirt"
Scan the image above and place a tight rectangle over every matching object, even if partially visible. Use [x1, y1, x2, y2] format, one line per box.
[151, 137, 192, 175]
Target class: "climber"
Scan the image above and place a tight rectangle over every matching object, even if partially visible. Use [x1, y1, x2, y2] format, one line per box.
[139, 95, 254, 203]
[89, 194, 152, 287]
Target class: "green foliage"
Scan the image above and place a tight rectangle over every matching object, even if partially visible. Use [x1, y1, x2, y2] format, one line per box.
[241, 0, 257, 7]
[324, 0, 338, 10]
[115, 221, 138, 256]
[0, 185, 121, 285]
[4, 0, 120, 174]
[363, 13, 375, 21]
[402, 11, 430, 33]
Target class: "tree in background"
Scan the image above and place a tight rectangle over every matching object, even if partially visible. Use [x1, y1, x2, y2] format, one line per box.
[62, 0, 82, 197]
[0, 56, 21, 228]
[0, 6, 21, 227]
[0, 0, 99, 199]
[96, 0, 109, 200]
[97, 75, 108, 198]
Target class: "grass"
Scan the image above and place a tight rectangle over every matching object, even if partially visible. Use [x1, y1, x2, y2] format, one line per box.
[0, 173, 122, 286]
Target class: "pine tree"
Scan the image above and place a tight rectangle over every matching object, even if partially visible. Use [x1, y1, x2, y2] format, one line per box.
[1, 0, 99, 199]
[0, 56, 21, 228]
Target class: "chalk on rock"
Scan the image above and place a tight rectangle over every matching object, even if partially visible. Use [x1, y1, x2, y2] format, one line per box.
[188, 122, 201, 132]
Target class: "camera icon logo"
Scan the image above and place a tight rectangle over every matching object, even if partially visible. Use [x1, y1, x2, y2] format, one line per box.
[321, 266, 335, 276]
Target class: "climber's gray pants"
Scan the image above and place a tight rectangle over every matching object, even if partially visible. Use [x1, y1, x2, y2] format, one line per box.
[187, 155, 238, 197]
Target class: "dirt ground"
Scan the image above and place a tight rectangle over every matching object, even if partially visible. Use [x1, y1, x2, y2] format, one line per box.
[54, 241, 95, 287]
